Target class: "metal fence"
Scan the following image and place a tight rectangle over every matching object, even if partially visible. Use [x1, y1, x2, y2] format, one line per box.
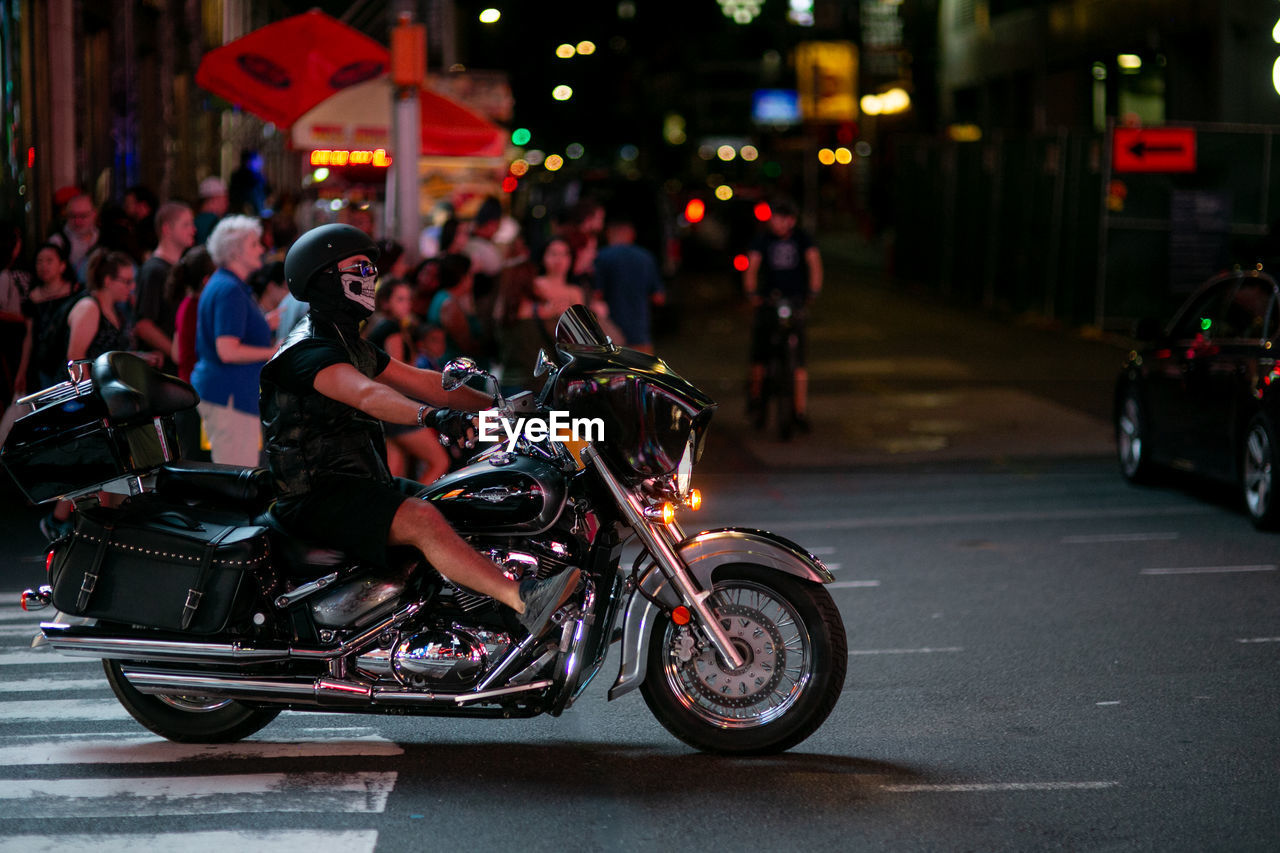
[889, 122, 1280, 331]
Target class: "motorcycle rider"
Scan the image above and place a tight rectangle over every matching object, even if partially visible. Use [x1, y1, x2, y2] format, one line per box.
[743, 199, 822, 432]
[259, 223, 579, 636]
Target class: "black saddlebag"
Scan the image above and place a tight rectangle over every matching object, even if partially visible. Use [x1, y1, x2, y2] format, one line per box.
[48, 500, 271, 635]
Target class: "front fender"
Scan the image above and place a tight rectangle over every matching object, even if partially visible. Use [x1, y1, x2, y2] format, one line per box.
[607, 527, 835, 701]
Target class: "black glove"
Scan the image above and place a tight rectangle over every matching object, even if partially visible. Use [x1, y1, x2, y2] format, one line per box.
[431, 408, 478, 449]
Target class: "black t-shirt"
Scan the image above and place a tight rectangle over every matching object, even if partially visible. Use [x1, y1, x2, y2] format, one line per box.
[751, 228, 814, 300]
[267, 336, 391, 396]
[136, 255, 175, 336]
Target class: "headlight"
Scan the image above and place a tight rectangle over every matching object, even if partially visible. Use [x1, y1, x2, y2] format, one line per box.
[675, 434, 694, 497]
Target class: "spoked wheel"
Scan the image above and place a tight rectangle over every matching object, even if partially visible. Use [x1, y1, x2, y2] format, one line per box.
[640, 566, 847, 755]
[103, 660, 280, 743]
[1242, 414, 1280, 530]
[1116, 389, 1152, 483]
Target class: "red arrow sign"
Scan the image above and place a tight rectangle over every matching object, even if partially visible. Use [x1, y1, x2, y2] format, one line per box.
[1113, 127, 1196, 173]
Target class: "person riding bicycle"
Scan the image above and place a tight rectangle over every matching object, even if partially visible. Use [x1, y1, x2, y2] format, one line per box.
[258, 223, 578, 637]
[743, 199, 823, 433]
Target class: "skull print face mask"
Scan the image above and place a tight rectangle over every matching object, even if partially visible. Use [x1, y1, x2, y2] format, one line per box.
[338, 260, 378, 317]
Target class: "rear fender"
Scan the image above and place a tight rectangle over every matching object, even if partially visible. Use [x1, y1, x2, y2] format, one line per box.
[607, 527, 835, 701]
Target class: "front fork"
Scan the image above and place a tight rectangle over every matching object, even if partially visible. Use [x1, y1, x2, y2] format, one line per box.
[582, 445, 747, 670]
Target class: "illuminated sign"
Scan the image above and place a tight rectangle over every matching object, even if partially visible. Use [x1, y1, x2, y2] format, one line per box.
[796, 41, 859, 122]
[310, 149, 393, 168]
[1112, 128, 1195, 173]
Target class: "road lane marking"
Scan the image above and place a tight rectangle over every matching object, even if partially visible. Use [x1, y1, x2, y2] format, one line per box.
[882, 781, 1117, 793]
[0, 698, 132, 722]
[770, 505, 1213, 532]
[849, 646, 963, 655]
[1061, 532, 1179, 543]
[1140, 565, 1277, 575]
[0, 771, 397, 817]
[0, 677, 106, 693]
[0, 734, 402, 765]
[0, 650, 91, 666]
[1237, 637, 1280, 644]
[828, 580, 880, 589]
[0, 830, 379, 853]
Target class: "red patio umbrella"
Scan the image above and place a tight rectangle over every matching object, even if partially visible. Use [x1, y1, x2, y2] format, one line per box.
[195, 10, 389, 129]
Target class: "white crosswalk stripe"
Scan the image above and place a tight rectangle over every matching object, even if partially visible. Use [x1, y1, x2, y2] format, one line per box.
[0, 830, 379, 853]
[0, 599, 397, 846]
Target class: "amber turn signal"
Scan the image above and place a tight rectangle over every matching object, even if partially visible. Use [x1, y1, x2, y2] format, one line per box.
[643, 502, 677, 524]
[684, 489, 702, 510]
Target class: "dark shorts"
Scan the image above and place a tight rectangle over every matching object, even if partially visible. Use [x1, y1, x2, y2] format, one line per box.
[273, 475, 426, 567]
[749, 301, 808, 367]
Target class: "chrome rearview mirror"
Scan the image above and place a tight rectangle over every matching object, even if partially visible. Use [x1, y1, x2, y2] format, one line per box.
[441, 357, 481, 391]
[533, 349, 555, 378]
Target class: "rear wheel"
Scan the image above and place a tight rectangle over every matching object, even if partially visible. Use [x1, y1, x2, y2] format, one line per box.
[640, 566, 847, 755]
[1242, 414, 1280, 530]
[103, 660, 279, 743]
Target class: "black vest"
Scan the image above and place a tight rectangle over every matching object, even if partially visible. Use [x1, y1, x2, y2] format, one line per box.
[259, 313, 391, 497]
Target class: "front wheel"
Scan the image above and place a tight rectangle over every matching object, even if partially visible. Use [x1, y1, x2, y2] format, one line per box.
[640, 566, 847, 755]
[103, 660, 280, 743]
[1116, 387, 1153, 483]
[1242, 414, 1280, 530]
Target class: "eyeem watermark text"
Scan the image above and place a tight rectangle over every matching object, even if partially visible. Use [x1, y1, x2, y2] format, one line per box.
[478, 411, 604, 452]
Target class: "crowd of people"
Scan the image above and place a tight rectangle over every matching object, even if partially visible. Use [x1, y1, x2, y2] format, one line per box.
[0, 172, 669, 541]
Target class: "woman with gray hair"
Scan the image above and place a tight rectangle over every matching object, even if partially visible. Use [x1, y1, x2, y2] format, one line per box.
[191, 214, 274, 466]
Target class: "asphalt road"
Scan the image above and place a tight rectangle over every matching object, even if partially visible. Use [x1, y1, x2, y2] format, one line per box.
[0, 252, 1276, 850]
[1, 462, 1277, 851]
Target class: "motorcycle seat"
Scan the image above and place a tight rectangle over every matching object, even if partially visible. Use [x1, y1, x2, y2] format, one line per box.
[256, 509, 351, 577]
[156, 461, 274, 513]
[92, 351, 200, 422]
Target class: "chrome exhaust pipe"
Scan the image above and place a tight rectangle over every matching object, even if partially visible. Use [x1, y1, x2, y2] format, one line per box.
[123, 670, 317, 702]
[121, 668, 555, 708]
[42, 623, 290, 665]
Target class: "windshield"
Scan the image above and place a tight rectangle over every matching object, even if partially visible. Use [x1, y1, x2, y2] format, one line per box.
[554, 305, 609, 347]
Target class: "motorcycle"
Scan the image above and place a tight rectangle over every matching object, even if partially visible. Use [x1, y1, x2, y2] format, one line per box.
[5, 306, 847, 755]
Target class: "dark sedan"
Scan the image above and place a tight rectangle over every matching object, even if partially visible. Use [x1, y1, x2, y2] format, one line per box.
[1115, 268, 1280, 528]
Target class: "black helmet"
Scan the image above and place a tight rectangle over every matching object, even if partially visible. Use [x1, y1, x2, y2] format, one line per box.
[284, 223, 380, 301]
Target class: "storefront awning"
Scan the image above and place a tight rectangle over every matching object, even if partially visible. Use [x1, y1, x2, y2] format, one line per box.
[291, 76, 505, 159]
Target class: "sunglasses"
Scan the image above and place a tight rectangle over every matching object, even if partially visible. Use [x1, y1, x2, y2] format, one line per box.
[338, 260, 377, 278]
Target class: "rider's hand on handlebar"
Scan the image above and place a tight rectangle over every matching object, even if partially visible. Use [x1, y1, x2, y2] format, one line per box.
[431, 408, 478, 449]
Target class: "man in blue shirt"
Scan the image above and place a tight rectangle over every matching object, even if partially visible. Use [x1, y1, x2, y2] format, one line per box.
[593, 218, 665, 353]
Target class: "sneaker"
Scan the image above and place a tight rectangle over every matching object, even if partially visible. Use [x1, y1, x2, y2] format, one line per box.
[39, 514, 72, 542]
[516, 568, 581, 637]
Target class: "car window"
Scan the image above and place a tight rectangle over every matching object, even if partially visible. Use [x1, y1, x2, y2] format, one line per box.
[1170, 280, 1234, 341]
[1218, 279, 1277, 340]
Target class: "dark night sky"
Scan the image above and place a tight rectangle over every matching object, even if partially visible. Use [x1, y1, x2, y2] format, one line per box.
[291, 1, 855, 155]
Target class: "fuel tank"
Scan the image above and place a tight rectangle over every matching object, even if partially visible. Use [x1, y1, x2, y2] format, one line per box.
[422, 452, 567, 535]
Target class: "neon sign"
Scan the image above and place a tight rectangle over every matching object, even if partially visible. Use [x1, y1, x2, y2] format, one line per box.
[309, 149, 393, 167]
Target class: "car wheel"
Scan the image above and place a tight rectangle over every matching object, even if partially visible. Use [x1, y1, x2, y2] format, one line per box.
[1242, 415, 1280, 530]
[1116, 388, 1153, 483]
